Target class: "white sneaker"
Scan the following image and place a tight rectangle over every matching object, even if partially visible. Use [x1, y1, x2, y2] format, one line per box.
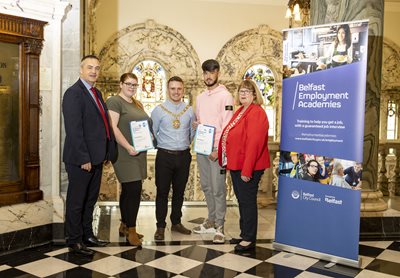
[193, 219, 216, 234]
[213, 225, 225, 244]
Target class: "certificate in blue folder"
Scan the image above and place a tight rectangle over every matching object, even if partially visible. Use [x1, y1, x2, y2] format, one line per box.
[193, 124, 215, 155]
[130, 120, 154, 152]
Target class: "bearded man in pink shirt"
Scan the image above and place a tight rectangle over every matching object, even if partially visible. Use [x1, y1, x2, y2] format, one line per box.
[192, 59, 234, 243]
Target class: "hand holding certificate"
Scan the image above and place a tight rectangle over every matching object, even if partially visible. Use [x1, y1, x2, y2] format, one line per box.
[130, 120, 154, 152]
[194, 124, 215, 155]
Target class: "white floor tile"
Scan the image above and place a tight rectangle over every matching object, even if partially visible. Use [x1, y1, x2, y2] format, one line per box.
[376, 249, 400, 264]
[44, 248, 70, 257]
[89, 246, 136, 255]
[143, 245, 191, 253]
[207, 253, 262, 272]
[15, 257, 77, 277]
[82, 256, 140, 276]
[145, 254, 202, 274]
[356, 269, 400, 278]
[359, 241, 394, 249]
[359, 255, 375, 269]
[296, 271, 332, 277]
[198, 244, 235, 253]
[0, 265, 11, 272]
[265, 251, 319, 271]
[235, 273, 263, 278]
[257, 243, 274, 250]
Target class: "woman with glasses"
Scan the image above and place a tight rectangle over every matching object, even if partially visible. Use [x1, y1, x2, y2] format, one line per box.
[106, 73, 151, 246]
[301, 159, 322, 182]
[218, 79, 270, 252]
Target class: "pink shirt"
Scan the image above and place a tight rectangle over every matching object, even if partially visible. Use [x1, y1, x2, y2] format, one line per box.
[195, 84, 234, 148]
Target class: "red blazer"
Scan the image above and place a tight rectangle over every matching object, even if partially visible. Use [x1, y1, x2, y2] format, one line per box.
[218, 104, 270, 177]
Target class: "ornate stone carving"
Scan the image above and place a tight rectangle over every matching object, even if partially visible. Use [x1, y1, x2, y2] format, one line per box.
[97, 19, 202, 86]
[216, 24, 283, 140]
[381, 38, 400, 91]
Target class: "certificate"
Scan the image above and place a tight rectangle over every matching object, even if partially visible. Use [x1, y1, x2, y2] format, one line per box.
[194, 124, 215, 155]
[130, 120, 154, 152]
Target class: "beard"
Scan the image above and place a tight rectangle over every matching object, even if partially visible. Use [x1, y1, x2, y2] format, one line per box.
[204, 78, 218, 88]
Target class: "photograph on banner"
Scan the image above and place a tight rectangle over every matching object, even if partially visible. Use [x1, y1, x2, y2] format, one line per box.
[280, 20, 369, 162]
[283, 21, 368, 78]
[278, 150, 362, 190]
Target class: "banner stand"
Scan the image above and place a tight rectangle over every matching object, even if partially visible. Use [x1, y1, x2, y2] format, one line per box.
[272, 242, 361, 268]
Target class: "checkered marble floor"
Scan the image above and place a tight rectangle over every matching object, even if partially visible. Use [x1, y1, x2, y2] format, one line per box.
[0, 205, 400, 277]
[0, 240, 400, 277]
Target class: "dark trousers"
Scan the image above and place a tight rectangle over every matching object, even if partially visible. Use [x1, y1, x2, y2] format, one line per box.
[120, 180, 142, 228]
[155, 149, 191, 228]
[65, 163, 103, 244]
[230, 170, 264, 242]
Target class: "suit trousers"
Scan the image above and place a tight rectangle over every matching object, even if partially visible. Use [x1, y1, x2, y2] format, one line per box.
[197, 154, 227, 227]
[230, 170, 264, 242]
[155, 149, 191, 228]
[65, 163, 103, 244]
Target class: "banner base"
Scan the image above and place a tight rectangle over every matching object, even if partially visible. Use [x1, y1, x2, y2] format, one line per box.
[272, 242, 361, 269]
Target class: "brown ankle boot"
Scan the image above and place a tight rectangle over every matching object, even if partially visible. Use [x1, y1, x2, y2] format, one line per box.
[127, 227, 142, 246]
[119, 222, 127, 237]
[120, 222, 144, 239]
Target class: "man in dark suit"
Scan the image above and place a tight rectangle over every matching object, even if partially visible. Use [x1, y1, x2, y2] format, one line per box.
[62, 55, 112, 255]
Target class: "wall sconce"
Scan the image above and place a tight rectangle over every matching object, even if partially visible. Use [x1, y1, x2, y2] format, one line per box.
[285, 0, 310, 27]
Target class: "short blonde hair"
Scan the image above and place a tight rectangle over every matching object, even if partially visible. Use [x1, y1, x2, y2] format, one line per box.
[235, 80, 264, 106]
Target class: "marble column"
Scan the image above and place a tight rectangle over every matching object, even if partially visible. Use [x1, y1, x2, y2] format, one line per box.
[311, 0, 387, 211]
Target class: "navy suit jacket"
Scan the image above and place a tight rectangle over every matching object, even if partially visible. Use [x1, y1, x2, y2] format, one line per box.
[62, 79, 113, 166]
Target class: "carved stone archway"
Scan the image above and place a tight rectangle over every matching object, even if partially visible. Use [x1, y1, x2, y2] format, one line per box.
[216, 24, 283, 141]
[97, 19, 202, 100]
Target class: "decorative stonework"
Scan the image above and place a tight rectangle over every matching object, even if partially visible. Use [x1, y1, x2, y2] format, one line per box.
[97, 19, 202, 89]
[216, 24, 283, 141]
[381, 38, 400, 91]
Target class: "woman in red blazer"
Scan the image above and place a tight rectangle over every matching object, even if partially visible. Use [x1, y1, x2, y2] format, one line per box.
[218, 80, 270, 252]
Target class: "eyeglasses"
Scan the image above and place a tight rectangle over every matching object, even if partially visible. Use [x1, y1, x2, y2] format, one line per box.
[239, 89, 254, 95]
[124, 82, 139, 88]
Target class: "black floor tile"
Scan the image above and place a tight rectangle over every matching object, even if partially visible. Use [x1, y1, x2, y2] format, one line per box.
[358, 244, 385, 257]
[245, 262, 303, 278]
[0, 249, 49, 267]
[54, 250, 109, 265]
[387, 241, 400, 252]
[45, 267, 109, 278]
[230, 245, 277, 261]
[306, 260, 361, 278]
[173, 245, 225, 262]
[0, 268, 34, 278]
[115, 265, 175, 278]
[182, 263, 239, 278]
[117, 247, 167, 264]
[365, 258, 400, 277]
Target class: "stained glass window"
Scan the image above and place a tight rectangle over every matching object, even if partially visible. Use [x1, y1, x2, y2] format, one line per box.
[244, 64, 275, 106]
[132, 60, 167, 115]
[243, 64, 276, 136]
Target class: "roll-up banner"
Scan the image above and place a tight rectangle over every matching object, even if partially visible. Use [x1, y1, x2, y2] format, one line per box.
[273, 20, 369, 268]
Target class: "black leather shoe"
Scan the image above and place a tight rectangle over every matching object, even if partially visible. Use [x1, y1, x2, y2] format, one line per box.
[154, 228, 165, 240]
[84, 236, 109, 247]
[229, 238, 242, 244]
[68, 243, 94, 256]
[234, 242, 256, 252]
